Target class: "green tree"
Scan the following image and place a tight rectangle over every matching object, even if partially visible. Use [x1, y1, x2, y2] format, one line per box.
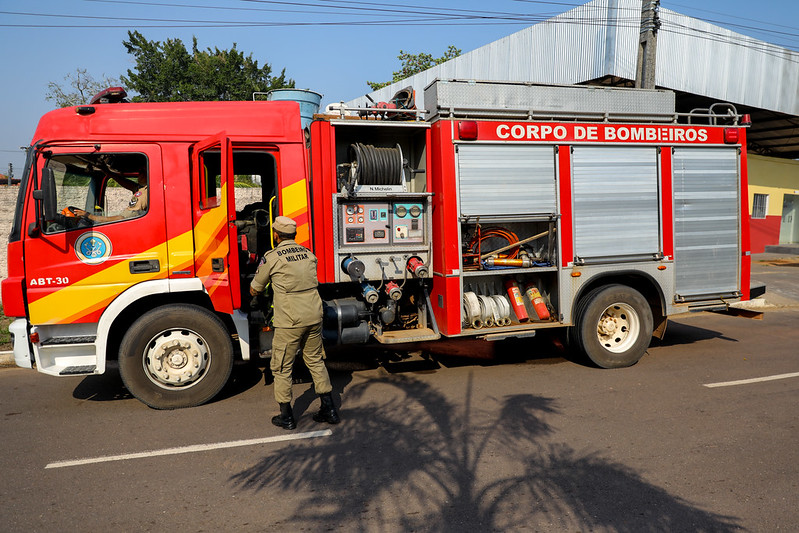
[121, 31, 294, 102]
[46, 68, 122, 108]
[367, 45, 461, 91]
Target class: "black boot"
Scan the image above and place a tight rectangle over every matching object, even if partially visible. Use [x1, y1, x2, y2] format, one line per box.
[271, 402, 297, 430]
[313, 393, 340, 424]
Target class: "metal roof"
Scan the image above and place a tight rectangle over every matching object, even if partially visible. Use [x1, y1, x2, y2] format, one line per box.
[346, 0, 799, 158]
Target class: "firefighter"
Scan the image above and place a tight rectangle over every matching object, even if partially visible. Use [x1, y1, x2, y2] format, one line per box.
[72, 173, 148, 222]
[249, 215, 340, 430]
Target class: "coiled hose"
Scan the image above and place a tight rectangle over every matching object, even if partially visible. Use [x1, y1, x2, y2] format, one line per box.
[349, 143, 403, 186]
[467, 227, 520, 259]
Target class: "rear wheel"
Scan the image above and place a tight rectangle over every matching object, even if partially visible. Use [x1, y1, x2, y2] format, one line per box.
[571, 284, 653, 369]
[118, 304, 234, 409]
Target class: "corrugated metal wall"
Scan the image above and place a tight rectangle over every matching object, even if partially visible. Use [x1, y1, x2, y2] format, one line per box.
[657, 8, 799, 116]
[347, 0, 639, 110]
[346, 0, 799, 117]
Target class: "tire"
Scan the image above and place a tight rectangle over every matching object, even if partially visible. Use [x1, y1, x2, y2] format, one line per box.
[571, 284, 653, 369]
[118, 304, 234, 409]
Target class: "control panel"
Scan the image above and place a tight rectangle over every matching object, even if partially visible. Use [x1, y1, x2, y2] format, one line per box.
[340, 201, 426, 245]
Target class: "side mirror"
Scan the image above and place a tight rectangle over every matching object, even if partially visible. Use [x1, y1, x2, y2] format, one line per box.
[39, 167, 57, 222]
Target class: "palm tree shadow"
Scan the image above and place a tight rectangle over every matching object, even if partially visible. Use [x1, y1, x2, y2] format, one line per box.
[228, 374, 741, 532]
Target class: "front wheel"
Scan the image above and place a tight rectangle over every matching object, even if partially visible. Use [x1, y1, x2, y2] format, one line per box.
[118, 304, 234, 409]
[571, 284, 653, 369]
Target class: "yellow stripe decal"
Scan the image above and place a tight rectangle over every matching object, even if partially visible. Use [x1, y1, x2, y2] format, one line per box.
[282, 179, 307, 215]
[28, 242, 169, 324]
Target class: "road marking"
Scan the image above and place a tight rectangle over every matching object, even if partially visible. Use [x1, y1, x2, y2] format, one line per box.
[703, 372, 799, 389]
[45, 429, 333, 470]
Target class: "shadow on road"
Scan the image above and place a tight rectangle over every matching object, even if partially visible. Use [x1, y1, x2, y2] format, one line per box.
[72, 364, 133, 402]
[654, 319, 739, 348]
[71, 360, 265, 404]
[228, 373, 742, 532]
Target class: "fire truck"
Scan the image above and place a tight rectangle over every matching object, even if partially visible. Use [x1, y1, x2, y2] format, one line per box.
[2, 80, 762, 409]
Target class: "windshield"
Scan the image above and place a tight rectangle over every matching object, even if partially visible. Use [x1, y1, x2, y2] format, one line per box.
[9, 145, 36, 243]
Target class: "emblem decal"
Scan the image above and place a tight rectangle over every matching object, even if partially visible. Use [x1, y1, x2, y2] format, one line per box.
[75, 232, 113, 265]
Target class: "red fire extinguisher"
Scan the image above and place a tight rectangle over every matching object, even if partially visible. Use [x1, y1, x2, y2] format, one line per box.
[524, 283, 550, 321]
[504, 279, 529, 322]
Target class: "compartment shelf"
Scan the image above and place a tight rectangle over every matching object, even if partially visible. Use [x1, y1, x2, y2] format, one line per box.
[462, 266, 558, 277]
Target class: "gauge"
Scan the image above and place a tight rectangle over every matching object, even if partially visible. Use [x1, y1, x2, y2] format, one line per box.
[409, 205, 422, 218]
[395, 205, 408, 217]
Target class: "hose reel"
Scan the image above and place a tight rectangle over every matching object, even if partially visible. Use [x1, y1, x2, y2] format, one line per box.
[339, 143, 406, 195]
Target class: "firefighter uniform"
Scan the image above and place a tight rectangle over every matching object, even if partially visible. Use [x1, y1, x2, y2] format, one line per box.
[250, 217, 333, 407]
[123, 185, 148, 217]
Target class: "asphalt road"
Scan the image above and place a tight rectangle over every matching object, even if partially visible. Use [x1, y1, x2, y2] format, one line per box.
[1, 301, 798, 532]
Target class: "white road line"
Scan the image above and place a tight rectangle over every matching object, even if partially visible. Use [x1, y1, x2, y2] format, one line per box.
[703, 372, 799, 389]
[45, 429, 333, 470]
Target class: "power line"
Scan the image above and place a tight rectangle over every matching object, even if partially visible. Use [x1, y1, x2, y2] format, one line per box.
[1, 2, 797, 58]
[665, 1, 799, 34]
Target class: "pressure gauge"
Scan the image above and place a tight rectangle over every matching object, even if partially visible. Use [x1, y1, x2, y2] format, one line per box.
[395, 205, 407, 217]
[409, 205, 422, 218]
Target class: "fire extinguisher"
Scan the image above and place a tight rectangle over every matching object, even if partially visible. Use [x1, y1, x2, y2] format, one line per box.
[504, 279, 529, 322]
[524, 283, 550, 321]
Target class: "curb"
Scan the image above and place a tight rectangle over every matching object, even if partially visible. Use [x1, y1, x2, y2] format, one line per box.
[0, 350, 15, 367]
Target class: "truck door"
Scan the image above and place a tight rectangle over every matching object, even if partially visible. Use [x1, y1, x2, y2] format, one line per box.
[191, 132, 241, 314]
[24, 145, 167, 325]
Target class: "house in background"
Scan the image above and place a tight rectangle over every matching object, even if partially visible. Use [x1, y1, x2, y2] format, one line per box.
[348, 0, 799, 252]
[749, 156, 799, 252]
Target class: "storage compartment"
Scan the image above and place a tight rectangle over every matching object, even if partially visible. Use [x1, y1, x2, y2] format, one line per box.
[331, 121, 428, 194]
[462, 272, 558, 330]
[460, 219, 556, 272]
[459, 217, 559, 332]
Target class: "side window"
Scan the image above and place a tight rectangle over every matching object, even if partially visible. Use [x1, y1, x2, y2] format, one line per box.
[199, 150, 222, 209]
[752, 193, 768, 219]
[43, 152, 149, 233]
[233, 150, 277, 214]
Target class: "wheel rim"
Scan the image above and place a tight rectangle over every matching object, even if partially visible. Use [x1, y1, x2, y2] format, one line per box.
[595, 301, 640, 353]
[142, 328, 210, 390]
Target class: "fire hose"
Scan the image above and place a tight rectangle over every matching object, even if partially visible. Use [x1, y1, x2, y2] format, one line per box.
[463, 291, 513, 329]
[348, 143, 403, 186]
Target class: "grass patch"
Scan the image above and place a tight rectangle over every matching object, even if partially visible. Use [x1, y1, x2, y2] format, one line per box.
[0, 305, 13, 351]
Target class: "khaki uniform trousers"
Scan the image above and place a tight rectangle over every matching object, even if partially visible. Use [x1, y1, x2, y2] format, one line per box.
[270, 321, 332, 404]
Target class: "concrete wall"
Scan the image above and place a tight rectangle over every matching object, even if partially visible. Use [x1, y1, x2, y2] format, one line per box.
[0, 186, 20, 280]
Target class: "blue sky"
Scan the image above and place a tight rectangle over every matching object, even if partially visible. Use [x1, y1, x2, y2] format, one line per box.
[2, 0, 798, 177]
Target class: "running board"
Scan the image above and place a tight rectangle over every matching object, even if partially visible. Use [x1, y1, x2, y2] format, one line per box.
[374, 328, 441, 344]
[59, 365, 97, 375]
[41, 336, 97, 346]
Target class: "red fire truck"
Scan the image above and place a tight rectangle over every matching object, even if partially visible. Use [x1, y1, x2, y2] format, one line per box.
[2, 80, 762, 408]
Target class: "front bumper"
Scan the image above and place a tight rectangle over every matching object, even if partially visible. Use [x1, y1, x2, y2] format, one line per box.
[9, 319, 32, 369]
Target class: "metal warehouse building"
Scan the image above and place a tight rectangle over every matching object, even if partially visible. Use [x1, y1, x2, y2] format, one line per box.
[348, 0, 799, 252]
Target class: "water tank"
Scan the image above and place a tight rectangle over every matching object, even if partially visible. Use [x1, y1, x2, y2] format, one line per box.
[267, 89, 323, 129]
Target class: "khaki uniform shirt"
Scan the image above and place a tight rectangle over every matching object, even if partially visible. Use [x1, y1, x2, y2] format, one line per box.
[123, 185, 148, 218]
[251, 239, 323, 328]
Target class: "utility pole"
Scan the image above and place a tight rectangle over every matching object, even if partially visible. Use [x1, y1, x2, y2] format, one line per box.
[635, 0, 660, 89]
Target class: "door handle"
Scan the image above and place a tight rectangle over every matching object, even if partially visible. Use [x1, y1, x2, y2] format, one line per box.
[129, 260, 160, 274]
[212, 258, 225, 272]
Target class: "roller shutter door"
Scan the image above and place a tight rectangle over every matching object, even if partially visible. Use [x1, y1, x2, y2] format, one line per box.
[571, 146, 660, 261]
[673, 147, 739, 297]
[457, 144, 556, 217]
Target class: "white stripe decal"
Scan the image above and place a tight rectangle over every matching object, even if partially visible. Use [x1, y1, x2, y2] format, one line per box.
[703, 372, 799, 389]
[45, 430, 332, 469]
